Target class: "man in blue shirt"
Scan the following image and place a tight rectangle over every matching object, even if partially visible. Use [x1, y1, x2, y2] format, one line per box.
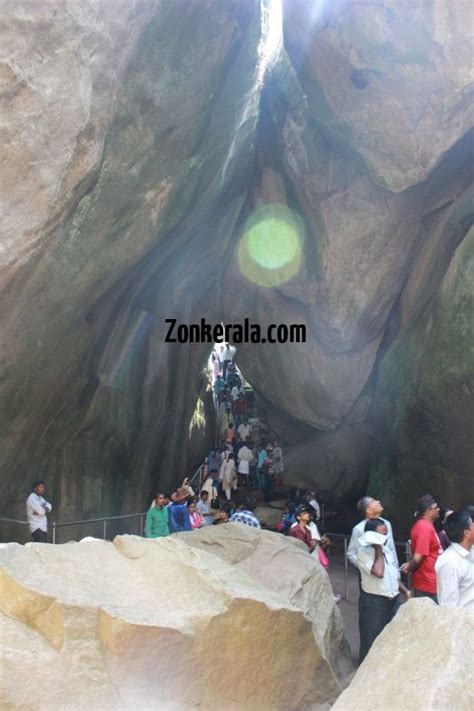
[168, 487, 192, 533]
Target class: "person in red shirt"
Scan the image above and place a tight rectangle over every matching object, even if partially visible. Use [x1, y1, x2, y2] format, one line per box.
[289, 507, 315, 552]
[401, 494, 441, 602]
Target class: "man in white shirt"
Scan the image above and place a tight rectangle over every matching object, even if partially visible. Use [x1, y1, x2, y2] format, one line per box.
[237, 419, 250, 441]
[348, 496, 397, 567]
[357, 518, 410, 663]
[26, 480, 52, 542]
[435, 510, 474, 609]
[237, 442, 253, 484]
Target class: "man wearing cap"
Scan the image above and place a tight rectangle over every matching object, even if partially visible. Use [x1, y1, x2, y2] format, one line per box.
[357, 518, 411, 663]
[168, 487, 192, 533]
[230, 497, 261, 528]
[26, 480, 52, 542]
[289, 507, 315, 552]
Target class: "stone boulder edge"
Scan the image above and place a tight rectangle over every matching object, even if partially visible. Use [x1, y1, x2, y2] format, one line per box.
[0, 532, 349, 710]
[332, 599, 474, 711]
[176, 523, 352, 684]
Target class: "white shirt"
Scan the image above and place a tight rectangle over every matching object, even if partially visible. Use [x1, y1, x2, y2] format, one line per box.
[308, 498, 320, 519]
[196, 499, 213, 525]
[348, 517, 397, 567]
[238, 423, 250, 440]
[231, 386, 240, 401]
[26, 492, 52, 533]
[435, 543, 474, 609]
[237, 445, 253, 474]
[357, 542, 400, 598]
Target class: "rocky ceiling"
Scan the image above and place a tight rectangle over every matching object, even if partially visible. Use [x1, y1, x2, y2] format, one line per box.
[1, 0, 472, 531]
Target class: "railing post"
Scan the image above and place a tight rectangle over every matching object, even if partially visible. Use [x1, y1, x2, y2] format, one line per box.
[343, 536, 349, 602]
[405, 540, 412, 592]
[103, 519, 107, 540]
[52, 521, 56, 545]
[139, 514, 144, 536]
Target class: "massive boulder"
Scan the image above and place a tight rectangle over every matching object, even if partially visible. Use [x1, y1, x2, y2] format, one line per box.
[177, 523, 352, 683]
[0, 0, 472, 526]
[0, 529, 351, 709]
[332, 599, 474, 710]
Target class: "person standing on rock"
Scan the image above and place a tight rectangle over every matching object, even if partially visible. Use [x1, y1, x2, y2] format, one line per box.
[26, 480, 52, 543]
[348, 496, 397, 568]
[400, 494, 441, 602]
[357, 518, 411, 664]
[435, 510, 474, 609]
[145, 493, 170, 538]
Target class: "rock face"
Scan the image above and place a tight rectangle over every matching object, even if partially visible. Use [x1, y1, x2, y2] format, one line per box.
[368, 227, 474, 531]
[0, 0, 473, 529]
[332, 598, 474, 710]
[0, 529, 351, 709]
[177, 523, 352, 683]
[0, 0, 263, 518]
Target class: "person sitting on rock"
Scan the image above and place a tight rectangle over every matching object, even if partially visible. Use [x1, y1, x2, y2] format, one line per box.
[435, 510, 474, 609]
[145, 492, 170, 538]
[357, 518, 411, 664]
[230, 497, 261, 528]
[168, 488, 193, 533]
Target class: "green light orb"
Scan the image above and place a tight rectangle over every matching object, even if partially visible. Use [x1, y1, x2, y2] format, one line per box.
[239, 204, 305, 287]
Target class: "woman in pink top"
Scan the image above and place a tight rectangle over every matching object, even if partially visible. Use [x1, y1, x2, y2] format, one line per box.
[187, 500, 204, 529]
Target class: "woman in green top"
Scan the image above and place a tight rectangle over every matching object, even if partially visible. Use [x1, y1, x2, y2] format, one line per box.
[145, 493, 170, 538]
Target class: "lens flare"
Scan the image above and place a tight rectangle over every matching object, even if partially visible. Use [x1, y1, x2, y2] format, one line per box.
[239, 204, 305, 287]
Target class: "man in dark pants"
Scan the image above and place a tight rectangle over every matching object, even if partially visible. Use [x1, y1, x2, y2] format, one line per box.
[26, 480, 52, 542]
[357, 518, 411, 664]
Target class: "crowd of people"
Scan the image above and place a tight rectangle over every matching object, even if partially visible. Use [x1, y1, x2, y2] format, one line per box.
[145, 485, 262, 536]
[24, 480, 474, 670]
[346, 494, 474, 664]
[208, 344, 284, 502]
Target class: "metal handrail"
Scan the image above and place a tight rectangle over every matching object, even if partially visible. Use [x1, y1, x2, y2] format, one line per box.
[0, 513, 146, 545]
[53, 513, 145, 527]
[188, 462, 205, 492]
[51, 512, 145, 544]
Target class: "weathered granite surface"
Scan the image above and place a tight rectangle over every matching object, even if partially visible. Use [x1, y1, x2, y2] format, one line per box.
[0, 0, 472, 528]
[0, 529, 351, 709]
